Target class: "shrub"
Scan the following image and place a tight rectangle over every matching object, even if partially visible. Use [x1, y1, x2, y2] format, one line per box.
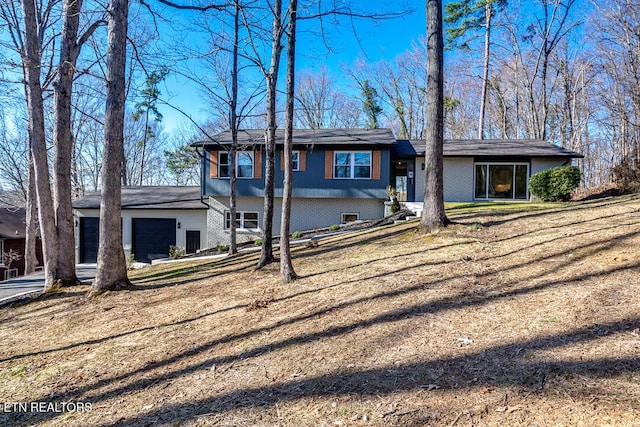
[387, 185, 401, 213]
[169, 245, 186, 259]
[329, 224, 340, 231]
[529, 166, 580, 201]
[612, 160, 640, 194]
[217, 244, 229, 253]
[390, 197, 401, 213]
[291, 231, 303, 239]
[254, 238, 263, 246]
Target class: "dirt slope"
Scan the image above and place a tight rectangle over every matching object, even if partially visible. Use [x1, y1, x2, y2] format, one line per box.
[1, 195, 639, 426]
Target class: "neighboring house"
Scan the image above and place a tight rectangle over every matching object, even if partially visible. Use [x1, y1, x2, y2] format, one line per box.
[0, 208, 43, 280]
[72, 186, 208, 263]
[195, 129, 582, 246]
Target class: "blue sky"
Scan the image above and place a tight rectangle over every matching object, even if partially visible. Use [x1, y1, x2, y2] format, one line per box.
[158, 3, 426, 133]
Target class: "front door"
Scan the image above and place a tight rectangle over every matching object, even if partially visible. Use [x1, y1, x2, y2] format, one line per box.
[186, 230, 201, 254]
[392, 160, 415, 202]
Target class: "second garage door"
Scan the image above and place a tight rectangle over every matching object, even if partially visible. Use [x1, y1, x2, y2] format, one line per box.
[132, 218, 176, 262]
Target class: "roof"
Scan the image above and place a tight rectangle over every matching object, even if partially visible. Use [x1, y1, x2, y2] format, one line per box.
[0, 208, 26, 239]
[396, 139, 583, 158]
[195, 128, 397, 147]
[72, 186, 206, 210]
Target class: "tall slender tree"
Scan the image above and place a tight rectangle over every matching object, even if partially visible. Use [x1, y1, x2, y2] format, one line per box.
[132, 68, 168, 185]
[445, 0, 505, 139]
[280, 0, 298, 283]
[20, 0, 60, 290]
[256, 0, 285, 269]
[421, 0, 448, 232]
[228, 0, 241, 255]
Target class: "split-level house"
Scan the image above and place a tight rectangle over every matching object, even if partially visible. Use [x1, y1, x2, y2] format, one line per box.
[195, 128, 582, 246]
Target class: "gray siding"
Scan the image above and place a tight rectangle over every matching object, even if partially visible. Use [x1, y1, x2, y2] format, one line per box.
[412, 157, 475, 203]
[443, 157, 475, 202]
[531, 157, 572, 175]
[207, 196, 385, 246]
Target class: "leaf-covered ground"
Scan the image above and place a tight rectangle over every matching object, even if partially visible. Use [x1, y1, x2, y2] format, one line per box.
[1, 195, 639, 426]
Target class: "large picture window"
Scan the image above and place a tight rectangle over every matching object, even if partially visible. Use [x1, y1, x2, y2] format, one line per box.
[224, 211, 259, 230]
[219, 151, 254, 178]
[475, 163, 529, 200]
[334, 151, 371, 179]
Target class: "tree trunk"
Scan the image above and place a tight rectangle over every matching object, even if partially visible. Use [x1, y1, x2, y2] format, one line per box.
[52, 0, 82, 286]
[257, 0, 284, 269]
[280, 0, 298, 284]
[21, 0, 60, 290]
[24, 157, 38, 275]
[92, 0, 132, 293]
[421, 0, 448, 233]
[478, 2, 493, 140]
[228, 0, 240, 256]
[138, 109, 150, 185]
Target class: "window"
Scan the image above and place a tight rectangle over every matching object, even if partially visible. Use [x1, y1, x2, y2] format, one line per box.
[334, 151, 371, 179]
[341, 213, 360, 224]
[219, 151, 254, 178]
[224, 211, 259, 230]
[291, 150, 300, 171]
[475, 163, 529, 200]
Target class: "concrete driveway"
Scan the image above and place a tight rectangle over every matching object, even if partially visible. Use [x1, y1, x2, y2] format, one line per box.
[0, 264, 97, 306]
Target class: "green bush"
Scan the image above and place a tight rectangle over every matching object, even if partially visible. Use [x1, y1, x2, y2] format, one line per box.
[529, 165, 580, 201]
[254, 238, 263, 246]
[329, 224, 340, 231]
[291, 231, 303, 239]
[217, 244, 229, 253]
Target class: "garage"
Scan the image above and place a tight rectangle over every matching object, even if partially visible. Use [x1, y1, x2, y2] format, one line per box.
[79, 217, 100, 263]
[131, 218, 176, 262]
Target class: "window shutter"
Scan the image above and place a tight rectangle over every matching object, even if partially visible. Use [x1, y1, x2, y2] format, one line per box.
[280, 151, 284, 171]
[324, 150, 333, 179]
[254, 149, 262, 179]
[209, 150, 218, 178]
[372, 150, 381, 180]
[300, 150, 307, 171]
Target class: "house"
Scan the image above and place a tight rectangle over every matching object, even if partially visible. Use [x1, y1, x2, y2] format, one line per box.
[395, 138, 583, 204]
[195, 129, 582, 246]
[0, 207, 43, 280]
[72, 186, 208, 263]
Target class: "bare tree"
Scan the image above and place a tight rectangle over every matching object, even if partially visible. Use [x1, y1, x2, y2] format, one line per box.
[280, 0, 297, 283]
[295, 66, 362, 129]
[421, 0, 447, 232]
[19, 0, 62, 289]
[52, 0, 103, 286]
[256, 0, 285, 269]
[92, 0, 132, 293]
[445, 0, 506, 139]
